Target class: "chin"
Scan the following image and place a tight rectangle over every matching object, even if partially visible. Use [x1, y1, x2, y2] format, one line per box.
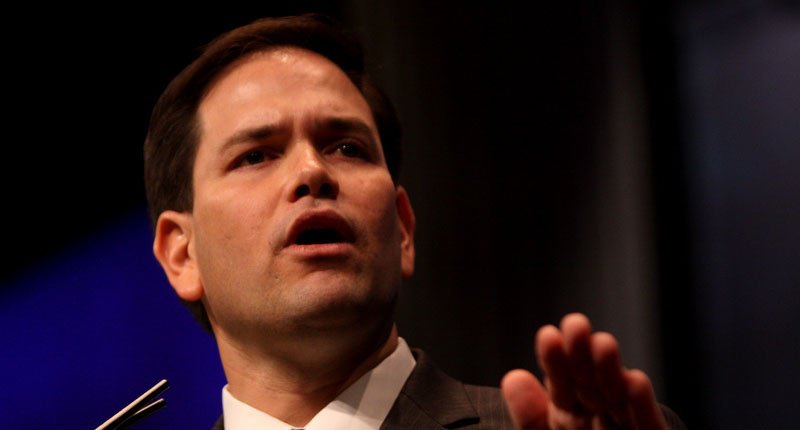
[288, 282, 397, 332]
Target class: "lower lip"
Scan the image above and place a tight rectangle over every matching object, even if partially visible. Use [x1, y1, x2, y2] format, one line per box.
[285, 242, 354, 258]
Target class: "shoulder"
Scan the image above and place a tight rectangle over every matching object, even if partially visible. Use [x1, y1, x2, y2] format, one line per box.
[461, 382, 516, 428]
[382, 348, 514, 429]
[394, 348, 687, 430]
[211, 415, 224, 430]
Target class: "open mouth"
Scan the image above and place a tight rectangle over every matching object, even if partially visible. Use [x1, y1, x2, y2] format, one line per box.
[295, 228, 347, 245]
[287, 210, 356, 247]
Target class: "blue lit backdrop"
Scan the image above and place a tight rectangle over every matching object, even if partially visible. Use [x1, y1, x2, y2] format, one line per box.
[0, 211, 225, 429]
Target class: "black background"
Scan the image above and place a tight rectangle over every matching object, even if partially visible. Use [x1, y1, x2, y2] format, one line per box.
[2, 2, 798, 429]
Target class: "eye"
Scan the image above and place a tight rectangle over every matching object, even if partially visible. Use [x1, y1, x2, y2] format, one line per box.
[334, 141, 368, 159]
[232, 149, 272, 169]
[242, 150, 266, 165]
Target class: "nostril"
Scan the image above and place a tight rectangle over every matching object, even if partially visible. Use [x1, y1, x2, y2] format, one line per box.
[295, 184, 311, 198]
[320, 182, 333, 197]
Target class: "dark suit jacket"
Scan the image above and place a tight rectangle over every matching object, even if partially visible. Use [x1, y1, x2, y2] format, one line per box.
[212, 349, 685, 429]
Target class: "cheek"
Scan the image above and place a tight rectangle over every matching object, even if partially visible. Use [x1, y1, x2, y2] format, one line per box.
[355, 178, 401, 248]
[192, 188, 277, 278]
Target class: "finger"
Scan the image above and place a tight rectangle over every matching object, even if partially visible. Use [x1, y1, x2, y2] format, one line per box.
[535, 324, 576, 410]
[625, 369, 668, 430]
[590, 331, 631, 426]
[501, 369, 549, 430]
[561, 313, 604, 414]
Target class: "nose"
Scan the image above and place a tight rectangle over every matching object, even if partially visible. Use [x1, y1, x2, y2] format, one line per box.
[288, 145, 339, 202]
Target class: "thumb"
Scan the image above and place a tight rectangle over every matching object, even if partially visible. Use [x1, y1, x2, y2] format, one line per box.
[501, 369, 549, 430]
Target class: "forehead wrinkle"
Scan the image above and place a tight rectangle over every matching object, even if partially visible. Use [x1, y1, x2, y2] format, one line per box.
[198, 47, 377, 156]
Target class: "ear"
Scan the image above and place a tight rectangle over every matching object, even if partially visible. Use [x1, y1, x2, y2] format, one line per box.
[395, 186, 416, 279]
[153, 210, 204, 302]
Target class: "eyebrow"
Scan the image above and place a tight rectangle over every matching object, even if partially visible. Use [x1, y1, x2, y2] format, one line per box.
[219, 121, 290, 154]
[310, 117, 377, 140]
[218, 116, 378, 154]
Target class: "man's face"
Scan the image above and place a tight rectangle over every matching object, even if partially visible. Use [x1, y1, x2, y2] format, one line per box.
[179, 48, 414, 341]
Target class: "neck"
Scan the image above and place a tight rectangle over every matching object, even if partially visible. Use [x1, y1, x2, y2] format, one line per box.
[216, 324, 399, 427]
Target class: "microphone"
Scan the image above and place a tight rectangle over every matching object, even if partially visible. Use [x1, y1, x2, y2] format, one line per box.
[95, 379, 169, 430]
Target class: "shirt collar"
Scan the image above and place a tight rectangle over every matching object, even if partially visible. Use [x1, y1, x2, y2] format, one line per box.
[222, 337, 416, 430]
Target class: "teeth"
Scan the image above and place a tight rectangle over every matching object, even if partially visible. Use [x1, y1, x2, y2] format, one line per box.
[296, 228, 344, 245]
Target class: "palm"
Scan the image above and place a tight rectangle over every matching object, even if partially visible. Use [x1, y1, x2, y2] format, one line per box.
[501, 314, 668, 430]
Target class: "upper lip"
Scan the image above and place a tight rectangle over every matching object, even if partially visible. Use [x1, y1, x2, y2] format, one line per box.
[285, 209, 356, 247]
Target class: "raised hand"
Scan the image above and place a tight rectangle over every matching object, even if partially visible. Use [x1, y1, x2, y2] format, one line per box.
[501, 313, 668, 430]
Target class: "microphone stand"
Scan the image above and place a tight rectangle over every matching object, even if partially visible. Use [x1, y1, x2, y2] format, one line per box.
[95, 379, 169, 430]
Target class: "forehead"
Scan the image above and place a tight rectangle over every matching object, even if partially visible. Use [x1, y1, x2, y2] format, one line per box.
[197, 47, 375, 142]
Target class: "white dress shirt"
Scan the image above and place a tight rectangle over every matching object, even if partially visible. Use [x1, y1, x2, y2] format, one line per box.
[222, 338, 416, 430]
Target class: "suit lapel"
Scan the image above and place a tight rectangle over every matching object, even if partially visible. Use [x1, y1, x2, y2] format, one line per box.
[381, 349, 479, 429]
[213, 349, 484, 430]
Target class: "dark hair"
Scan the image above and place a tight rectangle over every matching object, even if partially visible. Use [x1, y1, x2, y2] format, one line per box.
[143, 15, 402, 331]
